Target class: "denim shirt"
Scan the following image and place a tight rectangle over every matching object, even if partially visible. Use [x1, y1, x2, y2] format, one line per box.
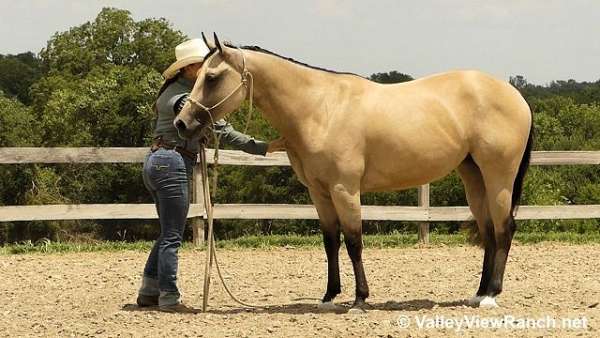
[154, 76, 268, 155]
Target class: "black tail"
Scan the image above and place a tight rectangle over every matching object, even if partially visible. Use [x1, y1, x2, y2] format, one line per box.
[510, 103, 534, 216]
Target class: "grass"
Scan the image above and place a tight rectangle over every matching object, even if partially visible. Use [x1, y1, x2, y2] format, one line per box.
[2, 231, 600, 255]
[514, 231, 600, 244]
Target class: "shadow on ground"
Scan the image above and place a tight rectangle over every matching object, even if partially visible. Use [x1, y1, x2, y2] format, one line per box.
[121, 298, 471, 315]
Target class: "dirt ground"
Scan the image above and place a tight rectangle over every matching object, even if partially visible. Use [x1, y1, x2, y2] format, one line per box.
[1, 243, 599, 337]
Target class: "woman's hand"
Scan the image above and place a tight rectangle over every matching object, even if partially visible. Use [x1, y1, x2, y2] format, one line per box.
[266, 137, 287, 153]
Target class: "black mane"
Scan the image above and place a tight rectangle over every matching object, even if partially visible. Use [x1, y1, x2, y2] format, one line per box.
[222, 42, 364, 78]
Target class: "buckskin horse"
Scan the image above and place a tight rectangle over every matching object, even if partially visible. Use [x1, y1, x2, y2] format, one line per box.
[174, 34, 533, 313]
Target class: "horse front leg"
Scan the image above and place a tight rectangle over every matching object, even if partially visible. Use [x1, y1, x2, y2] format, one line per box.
[322, 228, 342, 302]
[309, 188, 342, 309]
[330, 183, 369, 313]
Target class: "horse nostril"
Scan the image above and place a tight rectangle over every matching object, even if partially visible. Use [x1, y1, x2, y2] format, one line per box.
[175, 119, 187, 132]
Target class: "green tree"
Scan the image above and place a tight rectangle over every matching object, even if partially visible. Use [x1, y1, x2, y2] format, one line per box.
[29, 7, 186, 148]
[514, 75, 600, 105]
[1, 8, 186, 243]
[30, 65, 163, 147]
[40, 7, 185, 76]
[0, 92, 41, 146]
[0, 93, 42, 242]
[369, 71, 413, 84]
[509, 75, 528, 90]
[0, 52, 42, 104]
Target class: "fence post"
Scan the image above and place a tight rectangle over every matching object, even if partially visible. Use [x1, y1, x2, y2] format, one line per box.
[418, 184, 430, 243]
[191, 155, 206, 246]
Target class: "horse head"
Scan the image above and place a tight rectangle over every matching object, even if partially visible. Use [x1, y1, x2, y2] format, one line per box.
[174, 33, 250, 139]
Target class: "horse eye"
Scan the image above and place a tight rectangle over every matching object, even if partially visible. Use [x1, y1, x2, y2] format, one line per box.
[206, 74, 218, 82]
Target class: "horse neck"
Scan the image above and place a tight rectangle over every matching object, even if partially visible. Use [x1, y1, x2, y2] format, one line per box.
[244, 51, 330, 141]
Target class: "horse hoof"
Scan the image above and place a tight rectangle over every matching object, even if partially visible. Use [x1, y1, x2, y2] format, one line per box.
[467, 295, 485, 307]
[479, 296, 498, 308]
[318, 301, 342, 311]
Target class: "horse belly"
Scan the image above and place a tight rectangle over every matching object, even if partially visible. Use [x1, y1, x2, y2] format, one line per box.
[358, 94, 470, 192]
[360, 142, 467, 192]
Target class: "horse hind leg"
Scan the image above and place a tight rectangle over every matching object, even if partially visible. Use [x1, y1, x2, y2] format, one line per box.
[477, 164, 519, 308]
[457, 157, 496, 307]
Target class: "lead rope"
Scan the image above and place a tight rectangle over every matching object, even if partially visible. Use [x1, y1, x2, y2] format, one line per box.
[242, 71, 254, 134]
[200, 145, 214, 312]
[198, 57, 268, 310]
[199, 144, 269, 310]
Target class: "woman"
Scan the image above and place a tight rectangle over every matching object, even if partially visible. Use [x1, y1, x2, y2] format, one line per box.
[137, 39, 284, 312]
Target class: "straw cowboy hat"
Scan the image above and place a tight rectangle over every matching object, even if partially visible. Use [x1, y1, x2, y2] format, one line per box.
[162, 38, 210, 80]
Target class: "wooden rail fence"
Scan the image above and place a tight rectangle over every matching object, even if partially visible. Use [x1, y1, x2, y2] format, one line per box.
[2, 148, 600, 245]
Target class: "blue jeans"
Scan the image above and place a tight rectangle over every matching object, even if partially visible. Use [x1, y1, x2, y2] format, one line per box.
[141, 148, 195, 304]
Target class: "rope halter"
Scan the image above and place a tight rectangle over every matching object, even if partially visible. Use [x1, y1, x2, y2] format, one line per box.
[187, 48, 254, 132]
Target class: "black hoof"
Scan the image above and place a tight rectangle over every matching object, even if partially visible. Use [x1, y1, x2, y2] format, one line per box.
[322, 290, 340, 303]
[348, 300, 368, 314]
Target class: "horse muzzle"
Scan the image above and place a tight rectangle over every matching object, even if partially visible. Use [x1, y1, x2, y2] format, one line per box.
[173, 117, 203, 139]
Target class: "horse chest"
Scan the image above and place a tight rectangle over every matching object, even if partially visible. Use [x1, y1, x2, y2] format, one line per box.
[286, 147, 341, 189]
[286, 149, 310, 187]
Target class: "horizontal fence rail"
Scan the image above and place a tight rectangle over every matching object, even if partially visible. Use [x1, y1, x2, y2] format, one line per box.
[0, 147, 289, 166]
[3, 147, 600, 165]
[3, 204, 600, 222]
[2, 147, 600, 244]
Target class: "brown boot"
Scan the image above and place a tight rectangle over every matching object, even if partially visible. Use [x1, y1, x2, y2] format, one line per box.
[137, 276, 159, 307]
[136, 294, 159, 307]
[159, 303, 201, 314]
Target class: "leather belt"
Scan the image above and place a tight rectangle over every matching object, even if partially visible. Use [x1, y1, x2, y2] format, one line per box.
[151, 137, 197, 161]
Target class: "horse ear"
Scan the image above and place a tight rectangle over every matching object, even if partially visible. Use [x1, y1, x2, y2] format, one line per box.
[212, 33, 243, 71]
[214, 32, 223, 54]
[201, 32, 215, 50]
